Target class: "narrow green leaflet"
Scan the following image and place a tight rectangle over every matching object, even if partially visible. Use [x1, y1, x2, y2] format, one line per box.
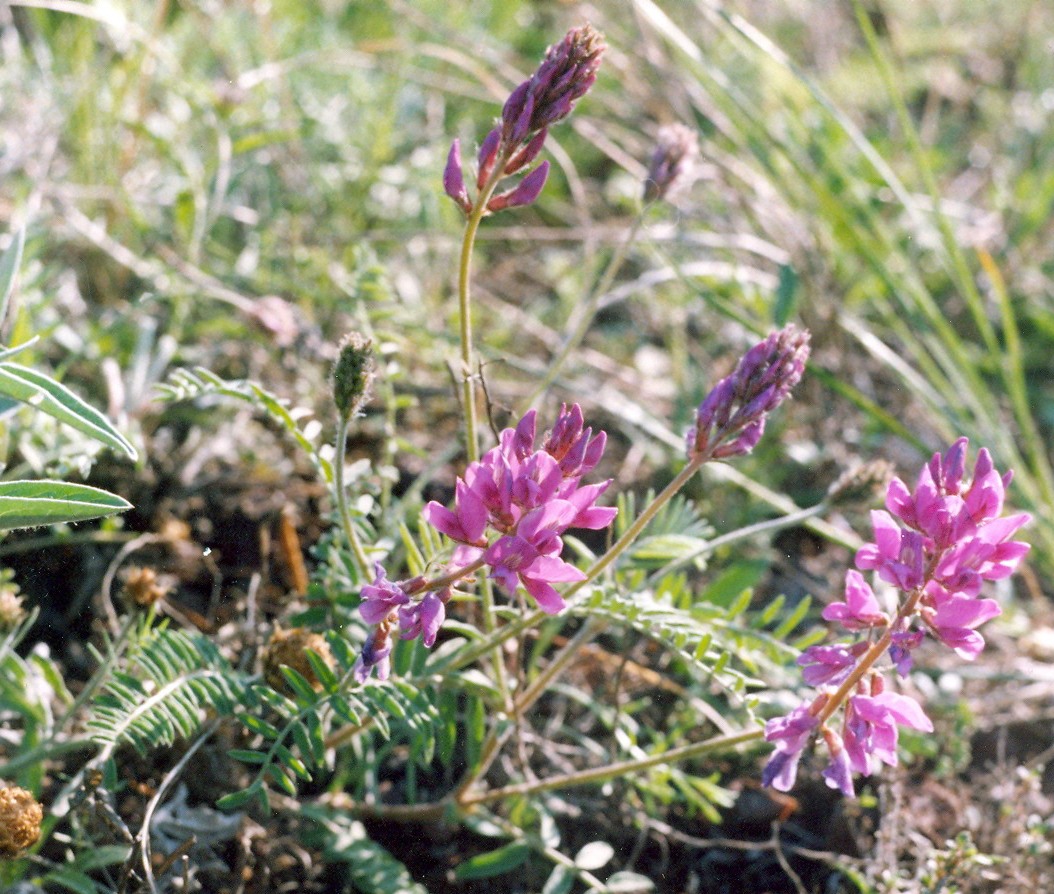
[0, 480, 131, 530]
[453, 841, 531, 880]
[0, 362, 137, 460]
[0, 226, 25, 327]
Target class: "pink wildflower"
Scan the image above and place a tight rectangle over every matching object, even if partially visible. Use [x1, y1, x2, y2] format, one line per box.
[843, 690, 932, 776]
[423, 404, 615, 615]
[763, 438, 1029, 797]
[761, 702, 821, 792]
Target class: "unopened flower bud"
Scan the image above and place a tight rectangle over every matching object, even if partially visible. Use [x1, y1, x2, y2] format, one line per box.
[487, 161, 550, 212]
[504, 128, 548, 176]
[263, 626, 336, 694]
[688, 325, 810, 460]
[500, 24, 605, 152]
[443, 139, 472, 213]
[332, 332, 375, 419]
[0, 785, 43, 857]
[477, 127, 502, 190]
[643, 123, 700, 202]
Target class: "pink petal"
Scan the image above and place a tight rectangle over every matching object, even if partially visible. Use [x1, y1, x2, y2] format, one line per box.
[933, 596, 1001, 630]
[524, 554, 587, 583]
[422, 501, 468, 542]
[522, 576, 566, 614]
[455, 480, 489, 542]
[872, 692, 933, 732]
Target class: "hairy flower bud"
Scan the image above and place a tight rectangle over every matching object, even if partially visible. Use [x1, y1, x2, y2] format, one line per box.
[122, 566, 169, 608]
[332, 332, 375, 419]
[826, 460, 895, 507]
[643, 123, 700, 203]
[0, 785, 43, 857]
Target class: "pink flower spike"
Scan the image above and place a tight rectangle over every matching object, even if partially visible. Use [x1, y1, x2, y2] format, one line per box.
[443, 139, 472, 213]
[822, 570, 888, 631]
[486, 161, 550, 212]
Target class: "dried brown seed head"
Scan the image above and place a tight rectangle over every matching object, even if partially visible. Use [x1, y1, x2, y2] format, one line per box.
[0, 786, 43, 857]
[263, 626, 336, 694]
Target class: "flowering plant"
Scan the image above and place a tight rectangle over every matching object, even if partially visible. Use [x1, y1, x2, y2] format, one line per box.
[319, 25, 1031, 867]
[763, 439, 1030, 796]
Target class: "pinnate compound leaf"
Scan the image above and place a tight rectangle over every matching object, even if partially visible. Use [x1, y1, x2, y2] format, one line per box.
[0, 362, 137, 459]
[0, 480, 131, 530]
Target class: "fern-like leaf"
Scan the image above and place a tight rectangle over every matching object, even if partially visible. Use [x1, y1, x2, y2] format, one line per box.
[156, 367, 332, 482]
[87, 626, 245, 756]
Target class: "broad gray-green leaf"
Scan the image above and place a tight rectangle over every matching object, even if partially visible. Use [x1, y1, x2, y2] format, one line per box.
[0, 480, 131, 529]
[0, 226, 25, 328]
[0, 362, 137, 459]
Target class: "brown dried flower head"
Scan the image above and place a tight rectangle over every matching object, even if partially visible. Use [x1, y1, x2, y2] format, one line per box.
[0, 785, 43, 857]
[263, 627, 336, 694]
[122, 566, 169, 608]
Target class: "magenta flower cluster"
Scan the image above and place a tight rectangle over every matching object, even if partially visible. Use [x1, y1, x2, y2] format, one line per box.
[444, 24, 605, 215]
[763, 438, 1030, 797]
[353, 405, 616, 681]
[423, 403, 616, 614]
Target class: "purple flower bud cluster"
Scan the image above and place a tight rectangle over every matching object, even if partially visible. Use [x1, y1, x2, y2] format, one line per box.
[687, 325, 810, 461]
[443, 24, 605, 216]
[353, 405, 616, 682]
[762, 438, 1031, 796]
